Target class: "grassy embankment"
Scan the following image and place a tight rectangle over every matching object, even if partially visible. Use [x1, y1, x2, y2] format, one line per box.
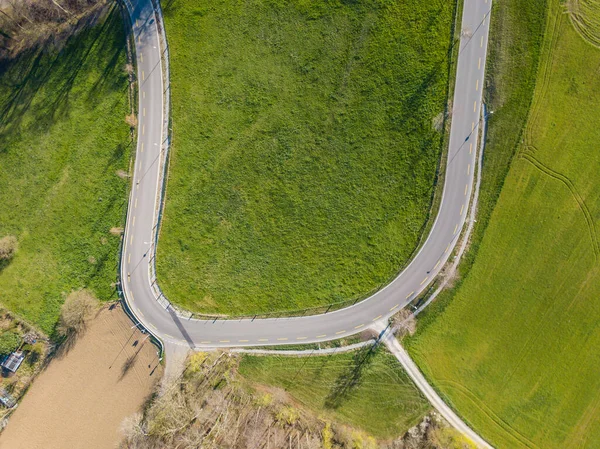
[407, 0, 600, 447]
[122, 350, 435, 448]
[239, 348, 430, 439]
[0, 7, 131, 334]
[158, 0, 455, 316]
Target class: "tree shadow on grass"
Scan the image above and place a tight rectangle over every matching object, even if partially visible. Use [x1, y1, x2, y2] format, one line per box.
[0, 5, 126, 152]
[324, 344, 379, 410]
[0, 258, 12, 275]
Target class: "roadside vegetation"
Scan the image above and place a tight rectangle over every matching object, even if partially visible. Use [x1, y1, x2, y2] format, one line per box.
[0, 4, 132, 334]
[121, 350, 472, 449]
[158, 0, 456, 316]
[407, 0, 600, 447]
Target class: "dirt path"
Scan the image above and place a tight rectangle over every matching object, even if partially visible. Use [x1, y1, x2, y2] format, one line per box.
[0, 304, 162, 449]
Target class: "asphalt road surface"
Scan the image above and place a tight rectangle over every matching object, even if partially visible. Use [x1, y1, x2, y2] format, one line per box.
[120, 0, 492, 349]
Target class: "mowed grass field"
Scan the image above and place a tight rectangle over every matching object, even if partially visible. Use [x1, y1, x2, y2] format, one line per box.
[0, 7, 131, 334]
[407, 0, 600, 447]
[158, 0, 455, 315]
[239, 348, 430, 439]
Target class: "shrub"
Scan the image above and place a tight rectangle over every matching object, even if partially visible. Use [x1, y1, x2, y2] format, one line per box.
[57, 290, 99, 336]
[392, 309, 417, 338]
[0, 331, 21, 355]
[125, 113, 138, 128]
[0, 236, 18, 260]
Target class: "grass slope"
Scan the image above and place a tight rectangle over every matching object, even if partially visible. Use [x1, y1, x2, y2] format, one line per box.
[407, 0, 600, 447]
[239, 348, 430, 439]
[0, 7, 131, 334]
[158, 0, 455, 315]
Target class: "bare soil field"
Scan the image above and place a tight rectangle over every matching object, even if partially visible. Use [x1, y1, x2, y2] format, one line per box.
[0, 304, 162, 449]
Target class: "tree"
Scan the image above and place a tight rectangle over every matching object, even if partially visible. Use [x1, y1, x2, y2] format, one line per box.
[0, 331, 21, 355]
[57, 290, 99, 336]
[0, 235, 18, 260]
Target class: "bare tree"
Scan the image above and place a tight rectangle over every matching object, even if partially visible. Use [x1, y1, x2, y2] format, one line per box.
[57, 289, 99, 336]
[125, 113, 138, 129]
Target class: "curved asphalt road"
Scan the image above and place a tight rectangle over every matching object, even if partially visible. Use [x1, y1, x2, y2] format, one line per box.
[120, 0, 492, 349]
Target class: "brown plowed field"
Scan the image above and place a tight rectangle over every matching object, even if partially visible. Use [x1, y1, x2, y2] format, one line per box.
[0, 304, 162, 449]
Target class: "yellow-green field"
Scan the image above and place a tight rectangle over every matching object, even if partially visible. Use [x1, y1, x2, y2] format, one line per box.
[407, 0, 600, 447]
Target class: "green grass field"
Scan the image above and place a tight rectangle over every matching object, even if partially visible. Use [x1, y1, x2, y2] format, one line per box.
[239, 348, 430, 439]
[0, 7, 131, 334]
[157, 0, 456, 315]
[407, 0, 600, 447]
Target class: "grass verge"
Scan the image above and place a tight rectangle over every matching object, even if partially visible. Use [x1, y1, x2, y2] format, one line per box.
[407, 0, 600, 447]
[0, 5, 131, 334]
[158, 0, 455, 315]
